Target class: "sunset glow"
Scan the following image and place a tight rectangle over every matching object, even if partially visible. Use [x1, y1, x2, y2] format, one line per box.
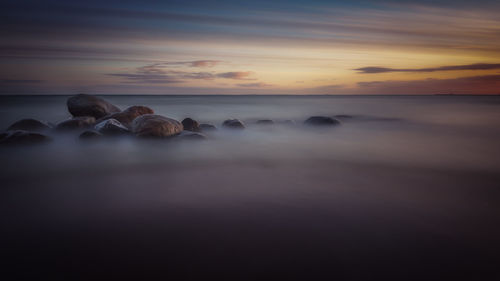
[2, 0, 500, 95]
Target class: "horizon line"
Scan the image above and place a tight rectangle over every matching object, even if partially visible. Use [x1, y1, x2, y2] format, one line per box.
[1, 93, 500, 97]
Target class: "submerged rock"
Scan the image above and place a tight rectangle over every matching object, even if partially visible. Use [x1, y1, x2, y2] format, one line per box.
[256, 119, 274, 125]
[282, 120, 296, 125]
[182, 118, 201, 132]
[304, 116, 340, 126]
[7, 118, 52, 132]
[56, 116, 96, 131]
[176, 131, 207, 140]
[67, 94, 120, 119]
[0, 130, 51, 145]
[222, 119, 245, 129]
[94, 118, 129, 135]
[97, 106, 154, 128]
[334, 114, 400, 122]
[200, 123, 217, 131]
[79, 130, 103, 139]
[334, 114, 353, 119]
[132, 114, 183, 138]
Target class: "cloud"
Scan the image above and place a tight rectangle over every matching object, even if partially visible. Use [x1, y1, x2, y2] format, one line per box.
[137, 61, 221, 72]
[190, 60, 221, 67]
[108, 71, 217, 84]
[304, 74, 500, 95]
[177, 72, 212, 80]
[1, 79, 43, 84]
[216, 72, 254, 80]
[107, 73, 181, 84]
[3, 2, 500, 56]
[148, 61, 222, 68]
[108, 63, 254, 84]
[354, 63, 500, 74]
[354, 74, 500, 94]
[237, 82, 272, 87]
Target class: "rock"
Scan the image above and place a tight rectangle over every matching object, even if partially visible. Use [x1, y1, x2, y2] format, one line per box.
[7, 118, 52, 132]
[176, 131, 207, 140]
[94, 119, 130, 135]
[132, 114, 183, 138]
[67, 94, 120, 119]
[0, 130, 51, 145]
[304, 116, 340, 126]
[79, 130, 103, 139]
[334, 114, 353, 119]
[97, 106, 154, 128]
[256, 119, 274, 125]
[222, 119, 245, 129]
[181, 118, 201, 132]
[200, 123, 217, 131]
[282, 120, 296, 125]
[56, 116, 96, 131]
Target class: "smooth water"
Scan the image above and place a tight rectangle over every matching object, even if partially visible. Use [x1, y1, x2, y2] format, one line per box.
[1, 95, 500, 280]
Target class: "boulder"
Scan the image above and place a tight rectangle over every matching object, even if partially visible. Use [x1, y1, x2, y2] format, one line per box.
[200, 123, 217, 131]
[176, 131, 207, 140]
[56, 116, 96, 131]
[0, 130, 51, 145]
[94, 119, 129, 135]
[97, 106, 154, 128]
[222, 119, 245, 129]
[79, 130, 103, 139]
[304, 116, 340, 126]
[132, 114, 183, 138]
[67, 94, 120, 119]
[181, 118, 201, 132]
[256, 119, 274, 125]
[7, 118, 51, 132]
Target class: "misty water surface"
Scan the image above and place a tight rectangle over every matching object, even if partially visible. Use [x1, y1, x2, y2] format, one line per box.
[1, 95, 499, 280]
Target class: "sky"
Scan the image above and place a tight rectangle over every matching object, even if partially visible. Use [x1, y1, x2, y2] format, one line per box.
[1, 0, 500, 95]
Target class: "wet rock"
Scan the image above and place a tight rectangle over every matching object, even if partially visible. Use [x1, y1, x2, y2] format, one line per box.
[94, 119, 129, 135]
[7, 118, 52, 132]
[181, 118, 201, 132]
[256, 119, 274, 125]
[304, 116, 340, 126]
[56, 116, 96, 131]
[97, 106, 154, 128]
[176, 131, 207, 140]
[79, 130, 103, 139]
[200, 123, 217, 131]
[0, 130, 51, 145]
[67, 94, 120, 119]
[132, 114, 183, 138]
[222, 119, 245, 129]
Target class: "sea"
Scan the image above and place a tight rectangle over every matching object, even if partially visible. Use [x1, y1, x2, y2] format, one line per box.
[1, 95, 499, 280]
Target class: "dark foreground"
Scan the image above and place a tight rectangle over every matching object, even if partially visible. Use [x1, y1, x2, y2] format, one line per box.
[2, 159, 499, 280]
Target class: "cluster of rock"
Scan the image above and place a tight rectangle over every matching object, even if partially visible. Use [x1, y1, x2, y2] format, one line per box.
[1, 118, 53, 145]
[1, 94, 343, 145]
